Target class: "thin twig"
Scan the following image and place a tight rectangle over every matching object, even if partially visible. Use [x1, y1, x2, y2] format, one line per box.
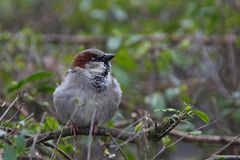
[202, 48, 230, 97]
[0, 96, 20, 122]
[30, 112, 47, 160]
[87, 108, 96, 160]
[42, 142, 73, 160]
[150, 146, 166, 160]
[50, 102, 84, 159]
[108, 133, 128, 160]
[25, 127, 133, 147]
[112, 117, 144, 148]
[0, 126, 72, 160]
[40, 33, 237, 46]
[3, 104, 23, 128]
[210, 135, 240, 157]
[207, 155, 240, 160]
[151, 120, 218, 160]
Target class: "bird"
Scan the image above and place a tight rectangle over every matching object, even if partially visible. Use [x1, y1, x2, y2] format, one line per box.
[53, 49, 122, 129]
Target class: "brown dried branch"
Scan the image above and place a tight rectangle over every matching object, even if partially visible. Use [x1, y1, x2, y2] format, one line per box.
[25, 127, 133, 147]
[169, 129, 240, 145]
[42, 34, 107, 44]
[24, 111, 190, 148]
[41, 34, 237, 45]
[207, 155, 240, 160]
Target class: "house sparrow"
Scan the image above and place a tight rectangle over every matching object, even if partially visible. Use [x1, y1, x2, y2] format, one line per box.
[53, 49, 122, 127]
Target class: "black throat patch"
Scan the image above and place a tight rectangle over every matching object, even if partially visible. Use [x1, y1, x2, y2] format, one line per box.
[90, 62, 110, 92]
[91, 75, 107, 92]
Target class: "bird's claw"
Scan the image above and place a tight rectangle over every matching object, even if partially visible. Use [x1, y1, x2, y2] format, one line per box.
[70, 123, 79, 143]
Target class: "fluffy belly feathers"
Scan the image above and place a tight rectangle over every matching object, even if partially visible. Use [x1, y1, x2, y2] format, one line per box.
[53, 79, 121, 126]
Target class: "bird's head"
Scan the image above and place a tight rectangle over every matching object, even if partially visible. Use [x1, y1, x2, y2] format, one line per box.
[72, 49, 115, 77]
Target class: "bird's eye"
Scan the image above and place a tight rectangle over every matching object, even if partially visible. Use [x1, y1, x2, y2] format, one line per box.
[93, 55, 105, 61]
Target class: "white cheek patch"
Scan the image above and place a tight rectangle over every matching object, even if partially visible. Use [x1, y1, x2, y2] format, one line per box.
[85, 62, 106, 73]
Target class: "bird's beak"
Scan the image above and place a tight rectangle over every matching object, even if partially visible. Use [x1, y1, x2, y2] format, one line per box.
[101, 53, 115, 62]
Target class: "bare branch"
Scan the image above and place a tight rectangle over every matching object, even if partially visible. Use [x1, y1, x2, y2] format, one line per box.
[41, 34, 237, 46]
[42, 142, 73, 160]
[0, 95, 20, 122]
[25, 127, 133, 147]
[207, 155, 240, 160]
[169, 129, 240, 145]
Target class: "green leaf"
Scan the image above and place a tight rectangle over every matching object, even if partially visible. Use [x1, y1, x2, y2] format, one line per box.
[193, 109, 209, 123]
[23, 71, 54, 84]
[14, 135, 25, 155]
[7, 71, 54, 93]
[37, 85, 55, 93]
[43, 116, 59, 131]
[154, 108, 181, 114]
[161, 135, 171, 146]
[134, 121, 143, 132]
[190, 130, 202, 136]
[3, 144, 17, 160]
[58, 143, 74, 153]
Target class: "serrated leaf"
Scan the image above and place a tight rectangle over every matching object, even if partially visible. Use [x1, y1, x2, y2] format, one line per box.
[161, 135, 171, 146]
[193, 109, 209, 123]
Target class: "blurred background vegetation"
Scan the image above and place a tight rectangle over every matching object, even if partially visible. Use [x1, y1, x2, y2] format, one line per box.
[0, 0, 240, 159]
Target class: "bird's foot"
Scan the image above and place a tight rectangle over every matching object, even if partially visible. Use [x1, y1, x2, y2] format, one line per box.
[92, 121, 99, 141]
[70, 123, 79, 143]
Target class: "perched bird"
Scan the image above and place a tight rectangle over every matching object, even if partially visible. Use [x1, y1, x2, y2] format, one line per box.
[53, 49, 122, 128]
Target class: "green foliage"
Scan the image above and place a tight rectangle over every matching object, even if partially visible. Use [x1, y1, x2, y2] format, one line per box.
[145, 92, 166, 117]
[161, 135, 172, 146]
[134, 121, 143, 133]
[43, 116, 60, 131]
[0, 0, 239, 159]
[193, 109, 210, 124]
[14, 135, 25, 155]
[3, 144, 17, 160]
[2, 135, 25, 160]
[8, 71, 54, 93]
